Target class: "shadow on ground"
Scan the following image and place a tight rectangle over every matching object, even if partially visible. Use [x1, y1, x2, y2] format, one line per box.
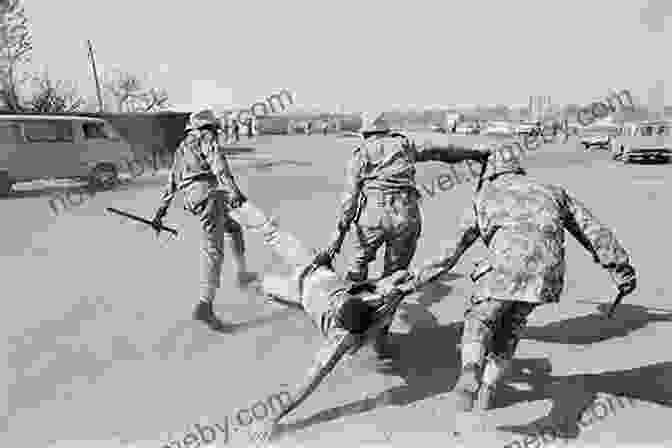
[275, 294, 672, 441]
[275, 274, 467, 437]
[221, 146, 256, 155]
[523, 302, 672, 345]
[494, 300, 672, 440]
[495, 357, 672, 441]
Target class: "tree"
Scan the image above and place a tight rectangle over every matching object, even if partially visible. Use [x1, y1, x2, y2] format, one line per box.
[0, 0, 32, 111]
[103, 70, 170, 112]
[24, 71, 86, 113]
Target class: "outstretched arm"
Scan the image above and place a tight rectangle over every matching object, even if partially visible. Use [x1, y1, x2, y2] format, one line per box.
[560, 188, 635, 288]
[272, 329, 358, 424]
[413, 136, 490, 164]
[412, 206, 481, 289]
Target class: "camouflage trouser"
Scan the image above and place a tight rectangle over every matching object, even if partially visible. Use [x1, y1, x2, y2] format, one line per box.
[188, 189, 245, 301]
[462, 296, 537, 364]
[345, 191, 422, 283]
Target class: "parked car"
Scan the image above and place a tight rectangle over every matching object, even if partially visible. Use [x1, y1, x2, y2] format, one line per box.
[579, 124, 621, 150]
[0, 115, 134, 197]
[610, 120, 672, 163]
[481, 122, 517, 139]
[455, 121, 480, 135]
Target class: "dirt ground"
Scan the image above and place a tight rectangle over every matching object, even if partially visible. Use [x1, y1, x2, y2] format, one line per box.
[2, 134, 671, 447]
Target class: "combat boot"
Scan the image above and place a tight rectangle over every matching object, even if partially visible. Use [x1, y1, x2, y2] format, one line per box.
[477, 357, 512, 411]
[193, 301, 226, 331]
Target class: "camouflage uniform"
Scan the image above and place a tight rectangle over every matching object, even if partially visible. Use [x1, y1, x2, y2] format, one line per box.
[334, 130, 488, 283]
[156, 110, 254, 324]
[413, 142, 636, 411]
[325, 120, 488, 356]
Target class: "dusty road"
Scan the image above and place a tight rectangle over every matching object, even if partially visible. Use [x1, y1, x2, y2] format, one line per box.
[2, 134, 671, 447]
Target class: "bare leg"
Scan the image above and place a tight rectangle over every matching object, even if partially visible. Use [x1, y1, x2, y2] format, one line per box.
[234, 201, 333, 307]
[233, 201, 315, 269]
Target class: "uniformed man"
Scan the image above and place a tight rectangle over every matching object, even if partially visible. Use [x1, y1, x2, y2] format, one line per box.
[247, 117, 254, 139]
[314, 113, 490, 357]
[410, 142, 637, 412]
[150, 109, 258, 330]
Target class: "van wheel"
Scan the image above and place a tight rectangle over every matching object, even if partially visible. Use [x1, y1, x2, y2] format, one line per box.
[612, 146, 623, 160]
[0, 171, 12, 197]
[88, 163, 119, 191]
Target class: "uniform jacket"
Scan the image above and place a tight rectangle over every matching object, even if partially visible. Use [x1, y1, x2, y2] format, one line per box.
[336, 131, 486, 228]
[159, 128, 241, 213]
[416, 173, 633, 304]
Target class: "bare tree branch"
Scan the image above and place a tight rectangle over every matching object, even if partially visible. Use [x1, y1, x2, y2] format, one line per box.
[103, 69, 170, 112]
[0, 0, 32, 111]
[23, 71, 86, 113]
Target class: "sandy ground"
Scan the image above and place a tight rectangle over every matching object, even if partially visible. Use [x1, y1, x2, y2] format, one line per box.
[2, 134, 671, 448]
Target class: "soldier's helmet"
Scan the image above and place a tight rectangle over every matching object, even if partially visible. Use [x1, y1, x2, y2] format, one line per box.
[480, 141, 526, 180]
[186, 109, 220, 130]
[360, 111, 390, 133]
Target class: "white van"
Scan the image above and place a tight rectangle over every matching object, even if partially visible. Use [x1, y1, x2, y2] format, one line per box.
[0, 115, 135, 196]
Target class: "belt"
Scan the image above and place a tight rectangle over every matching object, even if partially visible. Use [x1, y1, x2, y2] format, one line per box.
[365, 188, 419, 207]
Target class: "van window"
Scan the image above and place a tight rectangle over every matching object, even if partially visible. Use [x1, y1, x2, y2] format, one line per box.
[22, 121, 74, 143]
[82, 122, 118, 140]
[0, 123, 22, 143]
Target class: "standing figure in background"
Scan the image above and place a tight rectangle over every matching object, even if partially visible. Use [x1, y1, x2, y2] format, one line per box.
[232, 118, 240, 143]
[247, 117, 254, 139]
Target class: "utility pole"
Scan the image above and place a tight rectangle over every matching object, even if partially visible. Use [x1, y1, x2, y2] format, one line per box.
[87, 40, 104, 112]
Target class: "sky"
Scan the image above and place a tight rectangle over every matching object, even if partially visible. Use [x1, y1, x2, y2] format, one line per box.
[23, 0, 672, 113]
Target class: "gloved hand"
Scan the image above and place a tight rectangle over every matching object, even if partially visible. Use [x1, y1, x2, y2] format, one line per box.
[229, 190, 248, 209]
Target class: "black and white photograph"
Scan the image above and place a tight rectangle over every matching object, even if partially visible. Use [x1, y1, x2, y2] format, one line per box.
[2, 1, 671, 446]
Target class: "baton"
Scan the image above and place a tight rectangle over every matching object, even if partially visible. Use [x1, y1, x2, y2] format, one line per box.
[106, 207, 179, 237]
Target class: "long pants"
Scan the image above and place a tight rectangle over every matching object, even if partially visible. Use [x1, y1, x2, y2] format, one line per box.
[461, 296, 537, 366]
[343, 191, 420, 348]
[191, 190, 246, 301]
[346, 192, 422, 282]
